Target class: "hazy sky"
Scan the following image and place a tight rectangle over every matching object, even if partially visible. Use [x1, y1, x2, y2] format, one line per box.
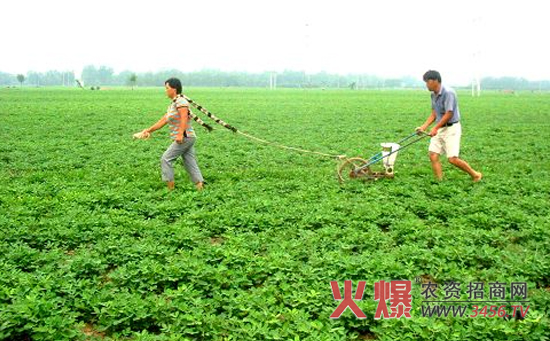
[2, 0, 548, 85]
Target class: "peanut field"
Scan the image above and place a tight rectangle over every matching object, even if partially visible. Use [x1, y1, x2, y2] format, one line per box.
[1, 87, 549, 340]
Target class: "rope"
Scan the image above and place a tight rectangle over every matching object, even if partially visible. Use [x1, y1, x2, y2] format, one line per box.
[183, 95, 238, 132]
[237, 131, 346, 160]
[188, 109, 214, 132]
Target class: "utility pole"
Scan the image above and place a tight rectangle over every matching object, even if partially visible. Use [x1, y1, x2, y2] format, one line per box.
[471, 16, 482, 97]
[269, 72, 277, 90]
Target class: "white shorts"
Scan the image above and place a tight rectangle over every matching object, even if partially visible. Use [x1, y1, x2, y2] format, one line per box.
[429, 122, 462, 158]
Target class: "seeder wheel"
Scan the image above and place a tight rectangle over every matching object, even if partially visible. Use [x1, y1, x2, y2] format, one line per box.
[337, 157, 371, 183]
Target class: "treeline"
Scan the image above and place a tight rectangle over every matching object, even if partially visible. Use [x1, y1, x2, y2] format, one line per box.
[0, 71, 76, 87]
[2, 67, 550, 90]
[77, 66, 423, 89]
[480, 77, 550, 91]
[0, 67, 424, 89]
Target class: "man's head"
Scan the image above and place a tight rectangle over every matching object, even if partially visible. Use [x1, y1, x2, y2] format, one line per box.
[423, 70, 441, 92]
[165, 77, 182, 98]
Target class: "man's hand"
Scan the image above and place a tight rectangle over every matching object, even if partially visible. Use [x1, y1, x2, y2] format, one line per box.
[175, 136, 183, 144]
[416, 126, 427, 135]
[429, 126, 439, 137]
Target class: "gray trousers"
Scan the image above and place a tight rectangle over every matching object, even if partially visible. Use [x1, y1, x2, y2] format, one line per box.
[160, 138, 204, 183]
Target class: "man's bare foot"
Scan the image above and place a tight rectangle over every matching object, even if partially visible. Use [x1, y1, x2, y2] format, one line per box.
[196, 182, 204, 191]
[472, 172, 483, 182]
[167, 181, 175, 190]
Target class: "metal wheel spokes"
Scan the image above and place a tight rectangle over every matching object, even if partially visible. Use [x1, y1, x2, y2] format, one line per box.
[337, 157, 370, 183]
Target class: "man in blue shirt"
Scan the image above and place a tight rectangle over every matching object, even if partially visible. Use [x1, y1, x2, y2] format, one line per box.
[416, 70, 482, 182]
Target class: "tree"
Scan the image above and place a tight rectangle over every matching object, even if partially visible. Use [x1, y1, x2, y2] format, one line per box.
[97, 66, 114, 85]
[16, 74, 25, 87]
[82, 65, 99, 86]
[129, 73, 137, 90]
[0, 72, 17, 86]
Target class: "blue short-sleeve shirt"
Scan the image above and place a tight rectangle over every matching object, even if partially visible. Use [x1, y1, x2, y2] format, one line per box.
[431, 86, 461, 123]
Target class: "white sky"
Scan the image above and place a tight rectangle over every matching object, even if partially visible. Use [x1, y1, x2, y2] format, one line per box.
[2, 0, 548, 85]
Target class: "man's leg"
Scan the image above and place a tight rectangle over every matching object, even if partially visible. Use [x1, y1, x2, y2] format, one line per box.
[428, 129, 444, 181]
[429, 152, 443, 181]
[444, 124, 482, 182]
[448, 157, 482, 182]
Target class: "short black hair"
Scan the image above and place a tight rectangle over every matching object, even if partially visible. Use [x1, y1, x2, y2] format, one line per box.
[165, 77, 182, 94]
[423, 70, 441, 83]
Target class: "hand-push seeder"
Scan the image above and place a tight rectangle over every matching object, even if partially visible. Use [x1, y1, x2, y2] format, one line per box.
[337, 131, 429, 183]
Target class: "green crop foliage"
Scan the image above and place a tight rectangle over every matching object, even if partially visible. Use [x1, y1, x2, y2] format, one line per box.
[1, 87, 549, 340]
